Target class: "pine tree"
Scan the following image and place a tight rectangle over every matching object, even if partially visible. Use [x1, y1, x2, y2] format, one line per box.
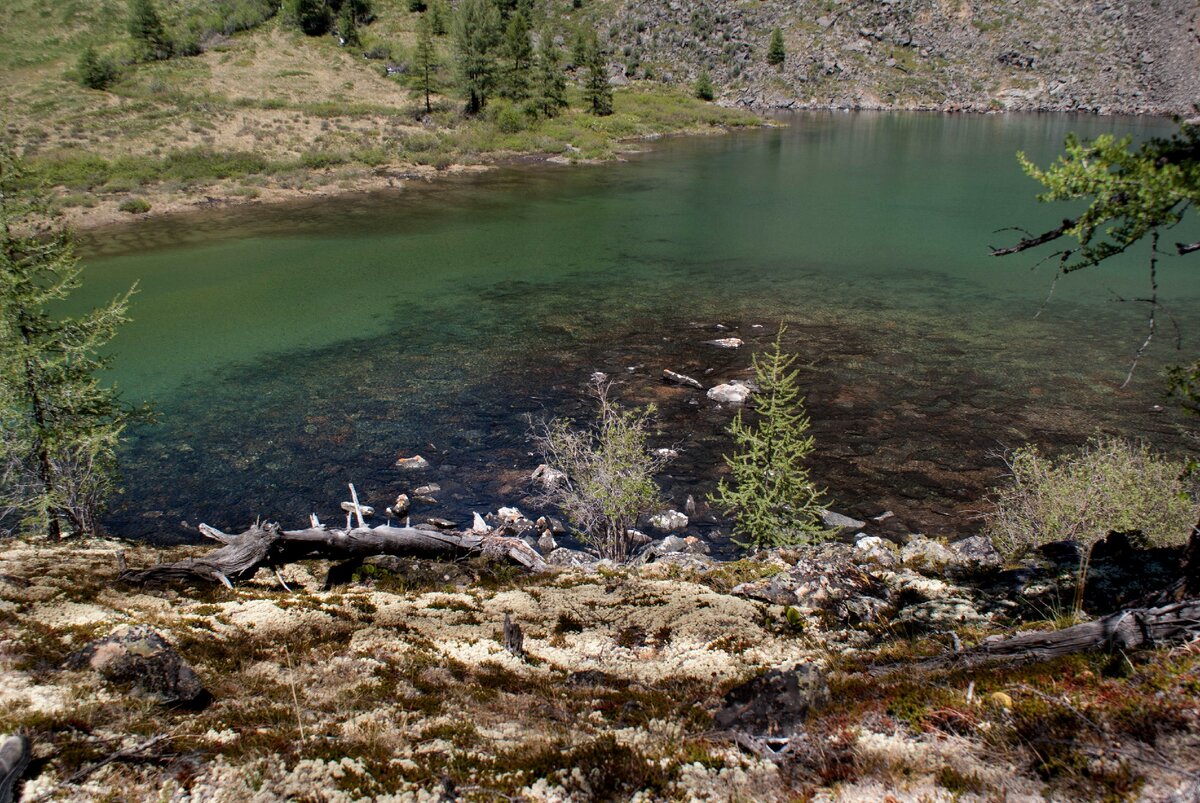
[453, 0, 502, 114]
[694, 68, 714, 101]
[499, 12, 533, 101]
[0, 145, 139, 540]
[709, 326, 827, 548]
[534, 33, 568, 117]
[127, 0, 172, 60]
[413, 11, 438, 113]
[767, 27, 785, 68]
[581, 29, 612, 116]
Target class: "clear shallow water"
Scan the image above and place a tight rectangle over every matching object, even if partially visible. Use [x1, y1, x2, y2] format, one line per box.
[72, 112, 1200, 545]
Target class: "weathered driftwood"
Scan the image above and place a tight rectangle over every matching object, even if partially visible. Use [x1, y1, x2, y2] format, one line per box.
[119, 519, 549, 587]
[895, 599, 1200, 675]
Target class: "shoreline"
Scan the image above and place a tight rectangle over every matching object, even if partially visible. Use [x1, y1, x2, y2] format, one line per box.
[57, 104, 1183, 235]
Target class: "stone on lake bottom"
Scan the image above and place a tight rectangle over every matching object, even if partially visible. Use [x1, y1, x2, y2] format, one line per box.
[662, 369, 703, 390]
[395, 455, 430, 471]
[707, 382, 752, 404]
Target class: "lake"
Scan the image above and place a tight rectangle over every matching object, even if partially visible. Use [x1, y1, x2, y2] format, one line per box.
[72, 112, 1200, 547]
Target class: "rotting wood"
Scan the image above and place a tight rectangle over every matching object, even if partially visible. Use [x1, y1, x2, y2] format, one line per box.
[874, 599, 1200, 676]
[119, 518, 549, 587]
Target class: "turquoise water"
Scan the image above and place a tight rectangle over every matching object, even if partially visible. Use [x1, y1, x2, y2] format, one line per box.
[72, 112, 1199, 544]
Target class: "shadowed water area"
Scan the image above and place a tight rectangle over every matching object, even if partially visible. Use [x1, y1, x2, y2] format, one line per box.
[71, 112, 1200, 549]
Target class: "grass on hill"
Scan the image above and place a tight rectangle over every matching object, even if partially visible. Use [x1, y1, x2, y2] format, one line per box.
[0, 0, 760, 217]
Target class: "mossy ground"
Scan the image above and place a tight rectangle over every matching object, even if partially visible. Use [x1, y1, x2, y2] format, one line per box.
[2, 536, 1198, 801]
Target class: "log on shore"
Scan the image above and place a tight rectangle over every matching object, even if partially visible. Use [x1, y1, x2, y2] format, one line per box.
[119, 521, 550, 587]
[896, 599, 1200, 675]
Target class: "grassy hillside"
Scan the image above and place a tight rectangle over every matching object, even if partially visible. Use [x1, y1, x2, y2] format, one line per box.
[1, 0, 757, 222]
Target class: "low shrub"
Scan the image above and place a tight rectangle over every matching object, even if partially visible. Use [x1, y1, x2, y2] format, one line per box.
[986, 436, 1197, 557]
[118, 197, 151, 213]
[531, 377, 667, 561]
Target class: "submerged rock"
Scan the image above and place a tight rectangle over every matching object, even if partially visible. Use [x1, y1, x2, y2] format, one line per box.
[662, 369, 703, 390]
[395, 455, 430, 471]
[714, 663, 830, 737]
[65, 625, 206, 706]
[704, 337, 744, 349]
[707, 382, 753, 405]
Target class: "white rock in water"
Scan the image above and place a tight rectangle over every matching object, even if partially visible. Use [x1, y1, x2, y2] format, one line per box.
[340, 501, 375, 517]
[705, 338, 744, 349]
[395, 455, 430, 470]
[706, 382, 752, 405]
[471, 512, 490, 533]
[650, 509, 689, 532]
[497, 506, 523, 522]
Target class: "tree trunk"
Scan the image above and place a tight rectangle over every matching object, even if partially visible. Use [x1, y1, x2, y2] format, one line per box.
[119, 520, 550, 587]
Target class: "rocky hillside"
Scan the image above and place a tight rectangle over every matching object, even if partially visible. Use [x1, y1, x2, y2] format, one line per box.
[596, 0, 1200, 114]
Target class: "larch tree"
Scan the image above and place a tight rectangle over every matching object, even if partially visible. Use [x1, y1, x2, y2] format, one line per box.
[413, 11, 438, 113]
[0, 145, 140, 540]
[499, 11, 534, 102]
[581, 28, 612, 116]
[534, 32, 569, 117]
[454, 0, 502, 114]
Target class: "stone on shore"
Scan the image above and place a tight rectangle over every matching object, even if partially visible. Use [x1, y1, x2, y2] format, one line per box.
[64, 625, 206, 706]
[650, 509, 689, 532]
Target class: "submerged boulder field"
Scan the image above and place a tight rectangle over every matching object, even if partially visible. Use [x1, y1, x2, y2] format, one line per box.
[1, 532, 1198, 801]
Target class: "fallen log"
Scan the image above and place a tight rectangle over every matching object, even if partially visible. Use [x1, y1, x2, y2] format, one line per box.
[887, 599, 1200, 675]
[120, 519, 549, 587]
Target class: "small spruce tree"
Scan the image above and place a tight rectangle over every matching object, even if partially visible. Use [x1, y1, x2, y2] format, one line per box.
[77, 46, 118, 90]
[0, 144, 140, 540]
[412, 12, 438, 113]
[709, 326, 827, 548]
[128, 0, 173, 60]
[534, 33, 568, 117]
[581, 29, 612, 116]
[499, 11, 533, 101]
[694, 68, 714, 101]
[767, 27, 786, 68]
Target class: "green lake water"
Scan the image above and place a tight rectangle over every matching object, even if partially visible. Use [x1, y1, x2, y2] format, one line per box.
[72, 112, 1200, 546]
